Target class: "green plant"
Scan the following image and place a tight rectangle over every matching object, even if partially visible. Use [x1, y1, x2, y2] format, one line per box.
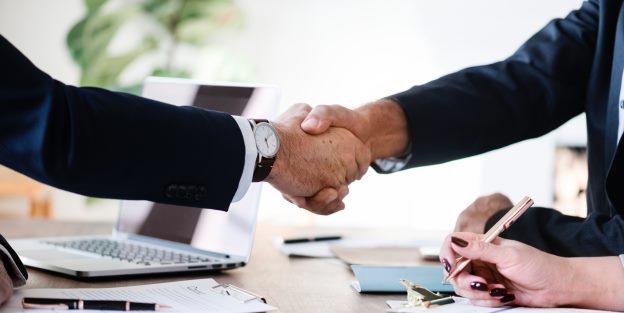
[66, 0, 243, 93]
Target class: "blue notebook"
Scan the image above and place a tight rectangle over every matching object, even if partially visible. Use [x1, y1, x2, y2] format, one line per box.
[351, 264, 454, 293]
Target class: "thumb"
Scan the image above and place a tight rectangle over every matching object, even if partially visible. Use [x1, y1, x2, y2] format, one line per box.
[301, 104, 360, 136]
[279, 103, 312, 122]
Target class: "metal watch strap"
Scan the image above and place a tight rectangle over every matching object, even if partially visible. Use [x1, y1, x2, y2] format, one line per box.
[250, 119, 276, 182]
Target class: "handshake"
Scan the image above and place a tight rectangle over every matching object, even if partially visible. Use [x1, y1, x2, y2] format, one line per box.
[262, 99, 409, 215]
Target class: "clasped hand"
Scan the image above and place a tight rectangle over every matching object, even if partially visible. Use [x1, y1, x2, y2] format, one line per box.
[265, 104, 371, 215]
[267, 100, 408, 215]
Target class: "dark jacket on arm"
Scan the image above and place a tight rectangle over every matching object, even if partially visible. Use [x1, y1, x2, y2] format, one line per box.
[390, 0, 624, 257]
[0, 34, 251, 285]
[0, 35, 246, 211]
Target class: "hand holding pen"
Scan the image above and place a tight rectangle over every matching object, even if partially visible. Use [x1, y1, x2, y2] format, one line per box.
[444, 196, 534, 282]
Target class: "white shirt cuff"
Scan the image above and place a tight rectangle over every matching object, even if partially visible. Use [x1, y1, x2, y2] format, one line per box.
[231, 116, 257, 202]
[372, 142, 413, 173]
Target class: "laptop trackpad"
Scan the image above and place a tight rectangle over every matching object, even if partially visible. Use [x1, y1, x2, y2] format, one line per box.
[19, 250, 92, 261]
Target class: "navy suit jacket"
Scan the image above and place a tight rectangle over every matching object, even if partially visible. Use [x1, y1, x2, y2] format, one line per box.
[0, 35, 246, 211]
[392, 0, 624, 257]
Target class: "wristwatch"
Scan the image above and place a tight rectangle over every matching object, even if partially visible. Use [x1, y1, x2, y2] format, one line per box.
[249, 119, 280, 182]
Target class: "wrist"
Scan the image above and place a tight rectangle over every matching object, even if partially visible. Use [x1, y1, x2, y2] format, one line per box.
[561, 257, 624, 311]
[265, 121, 287, 184]
[356, 98, 409, 160]
[548, 256, 575, 307]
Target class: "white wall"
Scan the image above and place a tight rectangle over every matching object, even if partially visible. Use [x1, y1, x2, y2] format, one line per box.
[0, 0, 585, 230]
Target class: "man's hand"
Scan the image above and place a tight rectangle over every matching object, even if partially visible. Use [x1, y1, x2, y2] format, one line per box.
[282, 99, 409, 213]
[0, 264, 13, 304]
[300, 99, 409, 160]
[453, 193, 513, 233]
[265, 103, 371, 215]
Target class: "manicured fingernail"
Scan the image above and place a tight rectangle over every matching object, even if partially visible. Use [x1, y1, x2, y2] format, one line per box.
[451, 236, 469, 248]
[470, 282, 488, 291]
[442, 259, 451, 273]
[490, 288, 507, 297]
[301, 118, 319, 129]
[500, 294, 515, 303]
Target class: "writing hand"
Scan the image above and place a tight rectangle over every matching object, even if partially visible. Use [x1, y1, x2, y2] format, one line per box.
[453, 193, 513, 233]
[439, 232, 570, 308]
[266, 103, 371, 215]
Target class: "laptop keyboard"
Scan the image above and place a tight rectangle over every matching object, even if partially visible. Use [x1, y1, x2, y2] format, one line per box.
[42, 239, 213, 266]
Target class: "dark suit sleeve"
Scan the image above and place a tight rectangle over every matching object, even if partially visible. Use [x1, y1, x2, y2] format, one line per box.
[389, 0, 598, 167]
[0, 35, 245, 210]
[485, 207, 624, 257]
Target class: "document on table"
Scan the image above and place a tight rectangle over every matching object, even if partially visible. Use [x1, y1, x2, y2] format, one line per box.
[387, 298, 619, 313]
[2, 278, 276, 313]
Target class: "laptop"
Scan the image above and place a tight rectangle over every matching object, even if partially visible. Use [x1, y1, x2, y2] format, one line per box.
[9, 77, 280, 277]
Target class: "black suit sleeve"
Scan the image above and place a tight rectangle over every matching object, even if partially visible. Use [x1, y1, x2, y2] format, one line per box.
[0, 35, 245, 210]
[0, 235, 27, 287]
[390, 0, 598, 167]
[485, 207, 624, 257]
[385, 1, 617, 256]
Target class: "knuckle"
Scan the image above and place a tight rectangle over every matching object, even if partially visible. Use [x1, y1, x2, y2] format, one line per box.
[315, 105, 330, 115]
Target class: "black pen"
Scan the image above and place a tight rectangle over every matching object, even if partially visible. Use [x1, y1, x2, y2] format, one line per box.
[282, 235, 342, 244]
[22, 297, 170, 311]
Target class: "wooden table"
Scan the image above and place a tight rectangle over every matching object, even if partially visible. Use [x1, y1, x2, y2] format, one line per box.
[0, 219, 429, 312]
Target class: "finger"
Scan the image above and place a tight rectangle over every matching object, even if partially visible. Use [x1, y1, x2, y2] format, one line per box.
[452, 271, 493, 301]
[280, 103, 312, 121]
[449, 232, 511, 265]
[469, 298, 509, 308]
[354, 140, 371, 180]
[282, 193, 307, 208]
[439, 232, 483, 275]
[317, 198, 345, 215]
[314, 186, 348, 215]
[337, 185, 349, 200]
[301, 104, 361, 136]
[295, 187, 340, 214]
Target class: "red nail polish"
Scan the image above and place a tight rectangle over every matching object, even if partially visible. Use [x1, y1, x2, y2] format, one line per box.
[490, 288, 507, 297]
[470, 282, 488, 291]
[500, 294, 515, 303]
[442, 259, 451, 273]
[451, 236, 469, 247]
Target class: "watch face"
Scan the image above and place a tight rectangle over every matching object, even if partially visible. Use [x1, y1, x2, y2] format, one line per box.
[254, 123, 280, 157]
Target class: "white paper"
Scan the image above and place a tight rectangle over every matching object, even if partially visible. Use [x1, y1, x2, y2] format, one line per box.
[386, 299, 619, 313]
[3, 278, 275, 313]
[273, 237, 443, 259]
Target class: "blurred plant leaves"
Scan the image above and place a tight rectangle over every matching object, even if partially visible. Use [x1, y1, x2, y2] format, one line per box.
[67, 0, 241, 92]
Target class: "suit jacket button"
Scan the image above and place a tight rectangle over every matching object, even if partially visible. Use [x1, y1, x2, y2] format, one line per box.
[196, 186, 207, 201]
[165, 184, 177, 198]
[177, 185, 187, 199]
[187, 185, 197, 200]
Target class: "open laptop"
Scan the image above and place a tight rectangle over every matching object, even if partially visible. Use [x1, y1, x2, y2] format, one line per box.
[9, 77, 280, 277]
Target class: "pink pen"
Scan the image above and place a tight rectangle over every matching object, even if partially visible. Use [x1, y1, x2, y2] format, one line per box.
[445, 196, 534, 282]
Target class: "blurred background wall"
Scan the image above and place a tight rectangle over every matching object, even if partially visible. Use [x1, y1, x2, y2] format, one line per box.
[0, 0, 585, 231]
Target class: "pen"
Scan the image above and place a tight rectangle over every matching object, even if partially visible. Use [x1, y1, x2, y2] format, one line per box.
[22, 297, 170, 311]
[444, 196, 534, 282]
[282, 235, 342, 244]
[424, 296, 455, 308]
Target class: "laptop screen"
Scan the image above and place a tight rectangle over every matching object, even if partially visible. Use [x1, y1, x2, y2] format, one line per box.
[116, 77, 279, 260]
